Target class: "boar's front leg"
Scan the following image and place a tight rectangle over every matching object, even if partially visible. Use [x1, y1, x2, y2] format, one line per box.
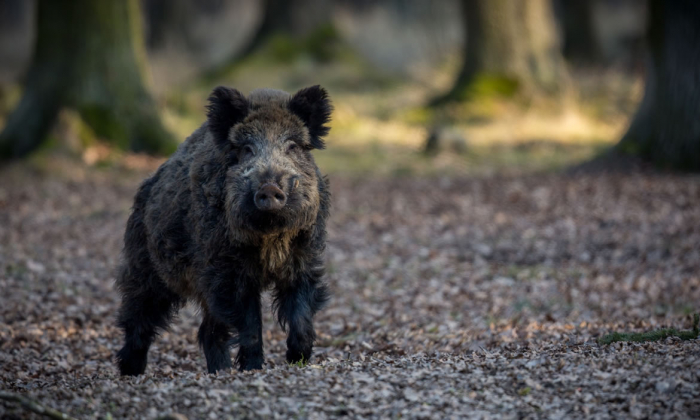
[274, 270, 330, 364]
[198, 312, 233, 373]
[207, 275, 264, 371]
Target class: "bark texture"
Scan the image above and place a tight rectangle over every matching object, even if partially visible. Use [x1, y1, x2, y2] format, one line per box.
[617, 0, 700, 170]
[0, 0, 175, 161]
[433, 0, 568, 105]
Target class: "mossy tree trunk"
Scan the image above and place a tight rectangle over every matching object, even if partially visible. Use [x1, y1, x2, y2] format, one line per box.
[0, 0, 176, 161]
[616, 0, 700, 170]
[432, 0, 568, 105]
[235, 0, 295, 61]
[233, 0, 334, 63]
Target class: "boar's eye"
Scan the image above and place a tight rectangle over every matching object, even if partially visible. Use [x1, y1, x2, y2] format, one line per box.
[239, 144, 255, 161]
[286, 142, 298, 154]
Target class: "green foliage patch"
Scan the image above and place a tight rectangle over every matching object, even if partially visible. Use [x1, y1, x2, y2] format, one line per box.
[599, 314, 699, 345]
[289, 356, 308, 368]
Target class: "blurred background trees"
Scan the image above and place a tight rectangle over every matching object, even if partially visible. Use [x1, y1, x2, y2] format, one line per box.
[0, 0, 175, 160]
[2, 0, 696, 171]
[559, 0, 603, 65]
[615, 0, 700, 170]
[431, 0, 568, 105]
[235, 0, 334, 62]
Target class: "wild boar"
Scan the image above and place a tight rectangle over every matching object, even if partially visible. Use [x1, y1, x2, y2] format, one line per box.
[115, 86, 331, 375]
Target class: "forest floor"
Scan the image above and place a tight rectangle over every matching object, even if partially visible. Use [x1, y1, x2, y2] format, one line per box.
[0, 154, 699, 419]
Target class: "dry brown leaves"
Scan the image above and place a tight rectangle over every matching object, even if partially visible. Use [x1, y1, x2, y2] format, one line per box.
[0, 162, 698, 419]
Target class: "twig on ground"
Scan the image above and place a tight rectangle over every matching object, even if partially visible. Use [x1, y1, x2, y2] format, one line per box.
[156, 414, 189, 420]
[599, 314, 700, 345]
[0, 391, 79, 420]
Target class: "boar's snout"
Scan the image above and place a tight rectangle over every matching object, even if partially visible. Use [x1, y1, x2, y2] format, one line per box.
[254, 183, 287, 211]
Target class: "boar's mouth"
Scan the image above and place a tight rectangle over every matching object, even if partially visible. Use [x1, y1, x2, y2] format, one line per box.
[245, 211, 290, 234]
[237, 190, 300, 234]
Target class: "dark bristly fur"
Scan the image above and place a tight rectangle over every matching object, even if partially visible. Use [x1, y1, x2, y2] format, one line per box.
[115, 85, 332, 375]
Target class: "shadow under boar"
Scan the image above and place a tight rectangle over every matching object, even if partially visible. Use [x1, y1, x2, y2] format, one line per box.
[115, 86, 332, 375]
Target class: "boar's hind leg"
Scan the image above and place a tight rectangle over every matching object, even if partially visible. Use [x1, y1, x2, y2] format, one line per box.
[115, 267, 182, 376]
[198, 312, 233, 373]
[274, 273, 330, 364]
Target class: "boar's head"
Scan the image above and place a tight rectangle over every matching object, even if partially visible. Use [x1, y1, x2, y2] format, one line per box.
[206, 85, 331, 238]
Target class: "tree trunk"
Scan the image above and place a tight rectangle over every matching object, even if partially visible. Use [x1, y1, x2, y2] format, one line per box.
[560, 0, 603, 64]
[235, 0, 334, 61]
[616, 0, 700, 170]
[0, 0, 176, 161]
[431, 0, 568, 105]
[235, 0, 295, 61]
[0, 0, 73, 158]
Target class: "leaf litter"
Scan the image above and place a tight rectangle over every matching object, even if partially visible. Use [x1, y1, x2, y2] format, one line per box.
[0, 161, 699, 419]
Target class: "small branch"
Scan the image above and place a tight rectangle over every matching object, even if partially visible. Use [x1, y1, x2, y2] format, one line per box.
[599, 314, 700, 345]
[156, 414, 189, 420]
[0, 391, 78, 420]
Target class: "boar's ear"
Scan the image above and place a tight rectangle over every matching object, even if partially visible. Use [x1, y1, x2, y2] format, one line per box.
[206, 86, 249, 148]
[288, 85, 332, 149]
